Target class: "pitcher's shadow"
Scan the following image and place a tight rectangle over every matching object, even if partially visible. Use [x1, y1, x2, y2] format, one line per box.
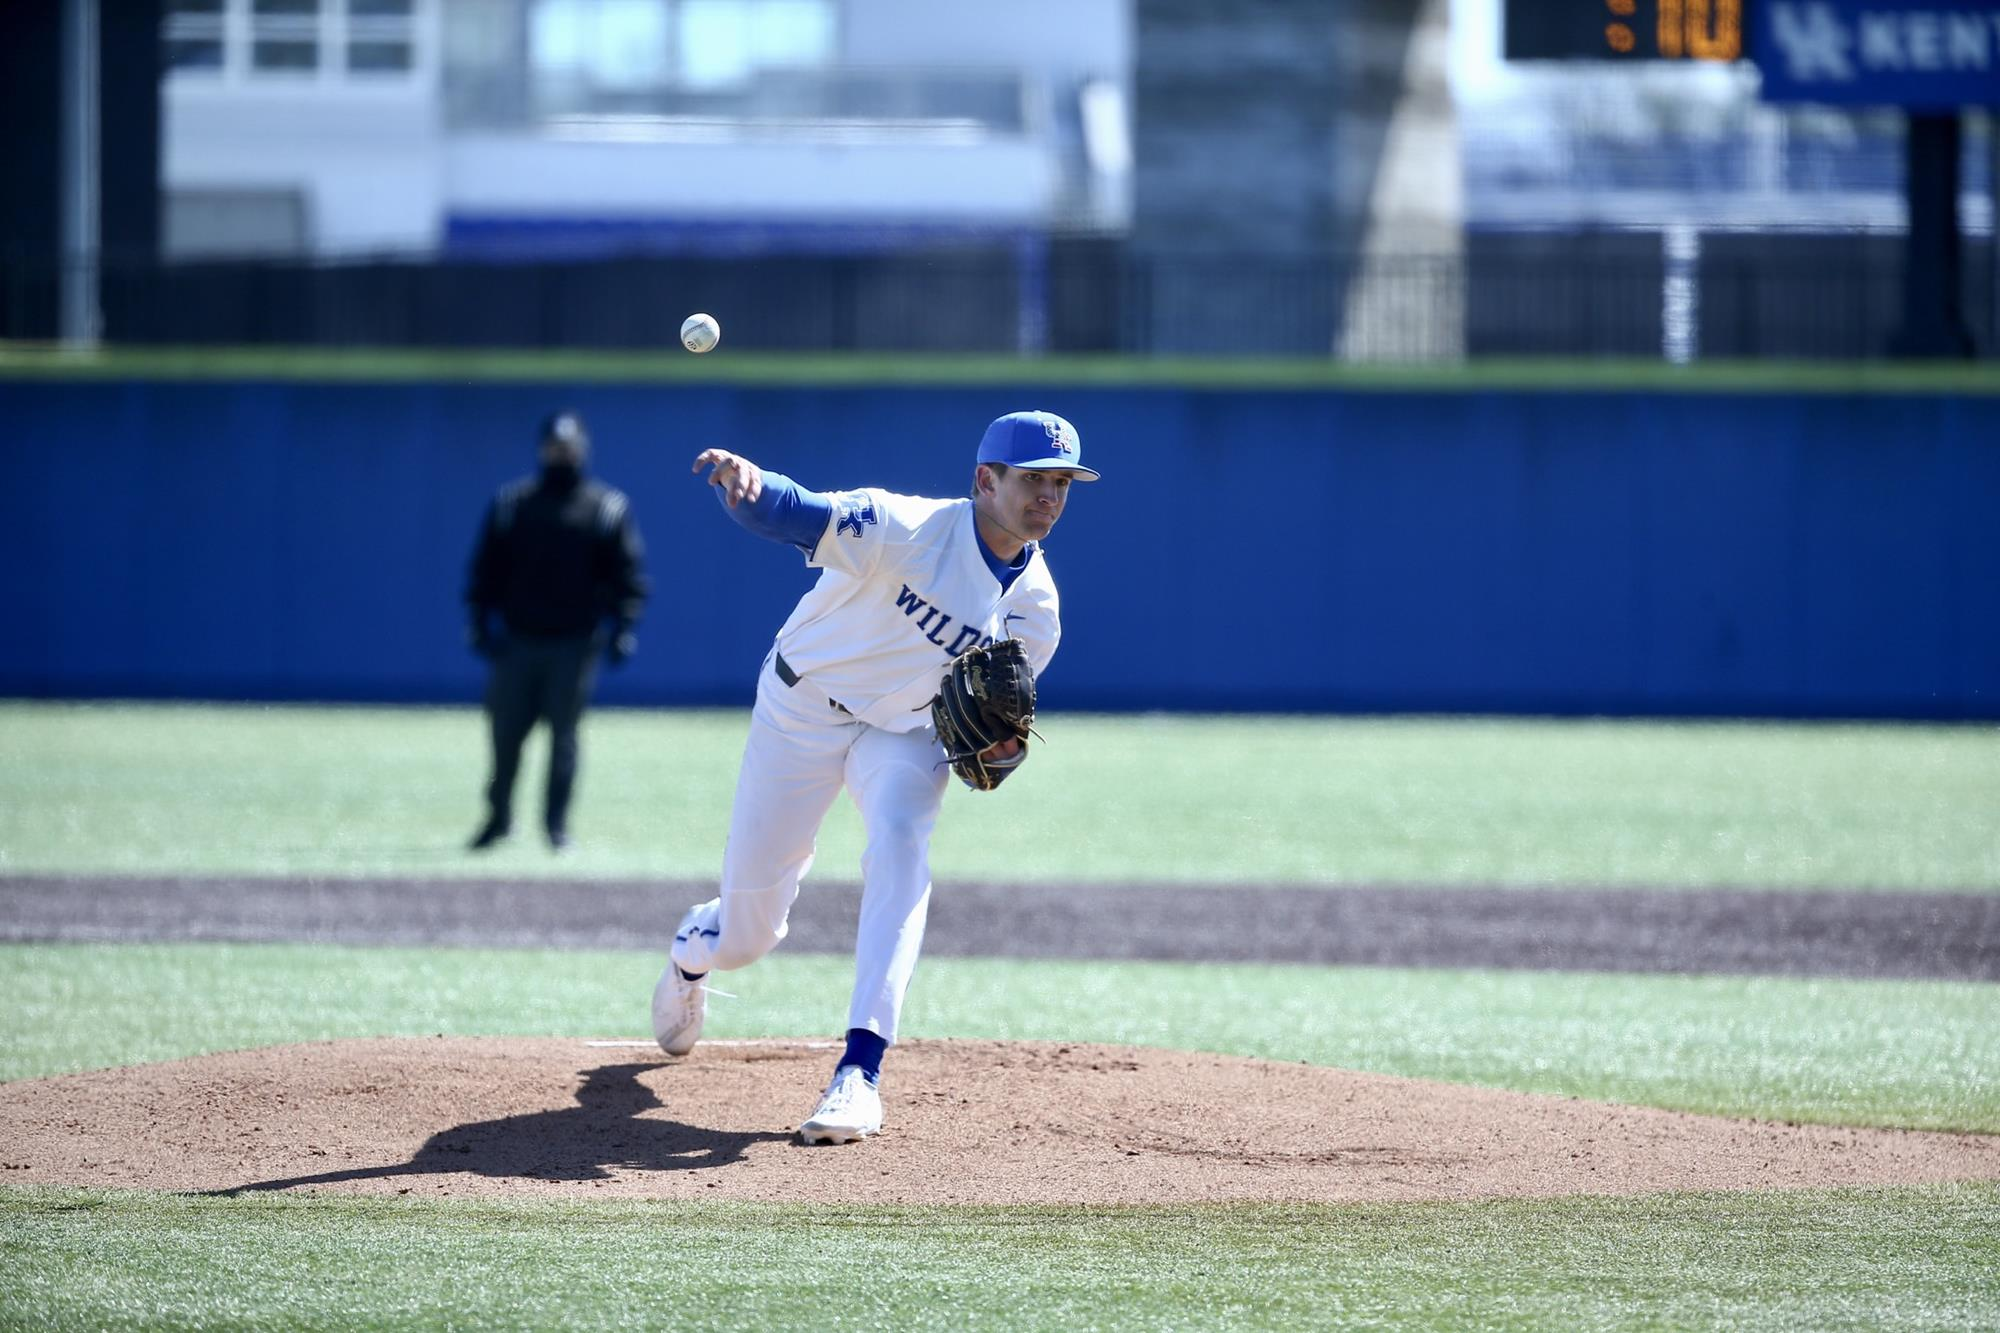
[205, 1062, 791, 1196]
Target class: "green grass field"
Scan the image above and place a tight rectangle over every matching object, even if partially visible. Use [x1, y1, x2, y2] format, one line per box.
[5, 1187, 1995, 1332]
[5, 702, 1997, 887]
[3, 702, 1997, 1329]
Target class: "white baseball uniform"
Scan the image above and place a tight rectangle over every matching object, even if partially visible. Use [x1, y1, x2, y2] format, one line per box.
[671, 487, 1060, 1042]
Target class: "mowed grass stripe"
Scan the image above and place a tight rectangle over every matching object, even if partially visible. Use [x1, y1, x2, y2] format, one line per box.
[4, 1185, 1996, 1333]
[6, 343, 2000, 394]
[4, 943, 1995, 1131]
[4, 702, 1996, 889]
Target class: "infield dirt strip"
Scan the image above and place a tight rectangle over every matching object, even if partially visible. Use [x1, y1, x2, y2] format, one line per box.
[2, 1037, 1994, 1204]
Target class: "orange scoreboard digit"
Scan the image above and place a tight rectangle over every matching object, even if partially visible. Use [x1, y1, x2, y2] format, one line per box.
[1505, 0, 1745, 61]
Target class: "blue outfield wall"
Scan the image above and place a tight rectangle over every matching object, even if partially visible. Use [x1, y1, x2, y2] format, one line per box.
[1, 377, 1996, 719]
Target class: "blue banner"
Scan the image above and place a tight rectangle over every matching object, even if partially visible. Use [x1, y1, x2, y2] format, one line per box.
[1753, 0, 2000, 106]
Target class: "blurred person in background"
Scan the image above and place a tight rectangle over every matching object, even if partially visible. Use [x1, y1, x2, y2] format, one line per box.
[464, 411, 649, 853]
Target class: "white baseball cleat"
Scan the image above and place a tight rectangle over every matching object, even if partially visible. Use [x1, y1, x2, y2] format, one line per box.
[651, 964, 708, 1057]
[797, 1065, 882, 1145]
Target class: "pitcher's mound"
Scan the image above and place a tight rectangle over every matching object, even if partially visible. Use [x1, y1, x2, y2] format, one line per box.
[2, 1037, 1992, 1204]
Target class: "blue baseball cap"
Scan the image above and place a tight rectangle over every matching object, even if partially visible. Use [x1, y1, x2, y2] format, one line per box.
[975, 410, 1100, 481]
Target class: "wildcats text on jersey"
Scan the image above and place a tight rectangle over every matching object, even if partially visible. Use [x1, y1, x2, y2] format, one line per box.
[894, 583, 997, 657]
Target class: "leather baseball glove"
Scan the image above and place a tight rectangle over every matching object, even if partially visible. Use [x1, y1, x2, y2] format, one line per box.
[931, 638, 1036, 791]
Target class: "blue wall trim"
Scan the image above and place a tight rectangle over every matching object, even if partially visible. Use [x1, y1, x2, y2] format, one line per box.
[3, 379, 1994, 719]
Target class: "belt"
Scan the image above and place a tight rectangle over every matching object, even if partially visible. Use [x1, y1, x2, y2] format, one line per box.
[773, 651, 851, 715]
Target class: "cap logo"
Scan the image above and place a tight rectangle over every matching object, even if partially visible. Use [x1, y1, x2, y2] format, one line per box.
[1042, 416, 1077, 457]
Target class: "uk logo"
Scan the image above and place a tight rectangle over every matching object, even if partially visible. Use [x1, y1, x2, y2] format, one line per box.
[835, 498, 879, 538]
[1042, 417, 1077, 457]
[1769, 2, 1854, 81]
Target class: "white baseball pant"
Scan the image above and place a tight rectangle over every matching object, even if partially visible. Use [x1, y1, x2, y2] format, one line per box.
[670, 654, 950, 1043]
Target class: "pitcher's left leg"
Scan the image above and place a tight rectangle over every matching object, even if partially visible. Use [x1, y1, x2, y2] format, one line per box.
[842, 725, 950, 1044]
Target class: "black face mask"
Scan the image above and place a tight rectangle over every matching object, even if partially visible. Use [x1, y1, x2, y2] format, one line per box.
[540, 460, 583, 488]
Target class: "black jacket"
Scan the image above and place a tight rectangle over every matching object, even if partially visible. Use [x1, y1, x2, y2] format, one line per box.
[466, 469, 648, 640]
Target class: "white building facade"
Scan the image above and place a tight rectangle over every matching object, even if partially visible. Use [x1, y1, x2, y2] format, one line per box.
[162, 0, 1132, 259]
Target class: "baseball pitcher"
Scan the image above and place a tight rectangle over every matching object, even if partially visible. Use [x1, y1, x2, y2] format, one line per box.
[654, 410, 1100, 1143]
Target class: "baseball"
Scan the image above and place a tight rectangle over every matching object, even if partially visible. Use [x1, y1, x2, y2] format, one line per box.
[680, 312, 721, 354]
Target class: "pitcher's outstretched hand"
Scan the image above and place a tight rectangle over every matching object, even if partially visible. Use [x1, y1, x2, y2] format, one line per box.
[694, 449, 763, 508]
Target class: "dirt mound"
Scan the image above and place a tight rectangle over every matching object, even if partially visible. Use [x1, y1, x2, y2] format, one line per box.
[2, 1037, 1992, 1204]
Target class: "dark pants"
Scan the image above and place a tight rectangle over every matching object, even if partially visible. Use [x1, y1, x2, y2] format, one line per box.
[483, 633, 601, 836]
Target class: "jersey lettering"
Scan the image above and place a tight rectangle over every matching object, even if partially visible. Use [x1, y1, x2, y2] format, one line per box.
[835, 498, 879, 538]
[894, 582, 997, 657]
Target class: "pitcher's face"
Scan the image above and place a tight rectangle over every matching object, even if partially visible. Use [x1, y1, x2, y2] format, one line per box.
[980, 464, 1075, 541]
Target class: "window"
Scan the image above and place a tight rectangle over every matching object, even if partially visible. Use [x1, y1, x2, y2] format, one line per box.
[533, 0, 672, 91]
[163, 0, 424, 81]
[349, 0, 416, 73]
[677, 0, 834, 89]
[528, 0, 833, 95]
[164, 0, 226, 71]
[252, 0, 320, 73]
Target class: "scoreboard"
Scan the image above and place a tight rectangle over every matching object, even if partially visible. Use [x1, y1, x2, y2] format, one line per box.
[1504, 0, 1746, 61]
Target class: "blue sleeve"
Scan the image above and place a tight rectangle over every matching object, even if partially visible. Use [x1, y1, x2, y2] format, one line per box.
[718, 469, 834, 553]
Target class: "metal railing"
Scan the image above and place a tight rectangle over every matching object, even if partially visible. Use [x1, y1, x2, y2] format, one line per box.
[3, 237, 1992, 362]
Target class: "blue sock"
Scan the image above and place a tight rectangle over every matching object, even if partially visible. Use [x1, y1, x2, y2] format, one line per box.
[839, 1028, 886, 1085]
